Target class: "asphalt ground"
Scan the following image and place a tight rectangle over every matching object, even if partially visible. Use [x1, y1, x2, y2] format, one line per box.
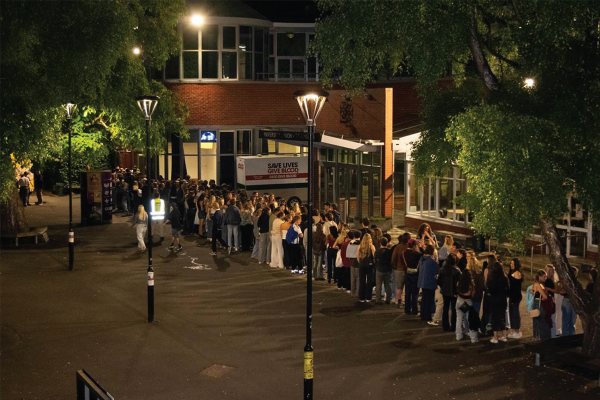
[1, 193, 599, 399]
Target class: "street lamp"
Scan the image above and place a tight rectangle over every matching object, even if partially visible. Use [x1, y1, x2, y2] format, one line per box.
[293, 89, 328, 400]
[132, 47, 141, 55]
[64, 102, 77, 271]
[136, 95, 159, 323]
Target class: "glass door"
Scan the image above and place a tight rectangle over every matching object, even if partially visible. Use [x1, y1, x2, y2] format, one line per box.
[361, 170, 371, 219]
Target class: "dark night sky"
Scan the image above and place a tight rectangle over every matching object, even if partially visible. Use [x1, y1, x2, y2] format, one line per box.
[240, 0, 318, 22]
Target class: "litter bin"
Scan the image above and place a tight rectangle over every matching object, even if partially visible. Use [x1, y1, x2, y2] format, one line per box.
[53, 183, 64, 195]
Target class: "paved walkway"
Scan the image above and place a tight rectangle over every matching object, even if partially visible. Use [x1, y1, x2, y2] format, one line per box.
[1, 194, 598, 399]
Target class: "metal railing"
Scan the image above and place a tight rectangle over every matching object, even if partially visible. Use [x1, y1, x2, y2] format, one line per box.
[76, 370, 114, 400]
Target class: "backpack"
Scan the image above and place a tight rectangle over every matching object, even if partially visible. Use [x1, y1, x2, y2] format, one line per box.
[313, 225, 326, 252]
[286, 224, 299, 244]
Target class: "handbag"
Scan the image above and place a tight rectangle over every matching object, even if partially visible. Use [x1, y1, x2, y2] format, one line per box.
[459, 301, 471, 313]
[335, 250, 343, 268]
[529, 297, 541, 318]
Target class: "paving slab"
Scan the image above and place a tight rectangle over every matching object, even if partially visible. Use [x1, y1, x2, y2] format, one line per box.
[1, 194, 599, 399]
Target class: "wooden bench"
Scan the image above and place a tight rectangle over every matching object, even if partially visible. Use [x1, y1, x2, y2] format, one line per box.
[524, 334, 600, 387]
[0, 226, 49, 246]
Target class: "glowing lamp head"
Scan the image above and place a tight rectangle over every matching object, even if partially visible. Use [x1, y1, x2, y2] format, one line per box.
[132, 47, 141, 55]
[136, 96, 160, 121]
[63, 103, 78, 120]
[524, 78, 535, 88]
[293, 90, 329, 126]
[191, 14, 204, 26]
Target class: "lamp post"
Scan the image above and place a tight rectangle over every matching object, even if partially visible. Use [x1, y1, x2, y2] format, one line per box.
[136, 95, 159, 323]
[64, 102, 77, 271]
[294, 89, 328, 399]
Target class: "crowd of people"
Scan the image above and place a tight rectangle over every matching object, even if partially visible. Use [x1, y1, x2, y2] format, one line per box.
[16, 170, 43, 207]
[110, 169, 597, 343]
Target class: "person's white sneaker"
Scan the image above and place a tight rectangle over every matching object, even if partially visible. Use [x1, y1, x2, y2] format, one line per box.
[427, 321, 439, 326]
[490, 338, 499, 344]
[510, 332, 522, 339]
[233, 247, 238, 252]
[499, 336, 508, 342]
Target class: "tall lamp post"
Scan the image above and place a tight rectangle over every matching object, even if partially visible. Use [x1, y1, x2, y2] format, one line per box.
[294, 89, 328, 399]
[136, 95, 159, 323]
[64, 102, 77, 271]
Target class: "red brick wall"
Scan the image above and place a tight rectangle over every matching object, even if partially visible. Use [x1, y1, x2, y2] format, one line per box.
[166, 83, 389, 141]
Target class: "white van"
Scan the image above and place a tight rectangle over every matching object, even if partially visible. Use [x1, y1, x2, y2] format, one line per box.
[236, 155, 307, 206]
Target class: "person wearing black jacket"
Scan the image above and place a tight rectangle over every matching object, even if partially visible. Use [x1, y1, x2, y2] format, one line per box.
[403, 239, 422, 315]
[257, 207, 271, 263]
[209, 202, 229, 255]
[164, 202, 182, 252]
[487, 261, 510, 343]
[438, 254, 461, 332]
[374, 238, 393, 304]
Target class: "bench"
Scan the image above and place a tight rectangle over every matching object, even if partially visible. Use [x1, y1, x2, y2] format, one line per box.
[0, 226, 49, 246]
[524, 334, 600, 387]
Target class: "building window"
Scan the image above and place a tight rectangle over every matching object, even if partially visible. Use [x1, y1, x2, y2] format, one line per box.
[406, 165, 471, 223]
[202, 25, 218, 79]
[372, 149, 381, 167]
[222, 26, 237, 79]
[362, 152, 372, 166]
[239, 26, 253, 79]
[262, 139, 276, 154]
[279, 142, 300, 154]
[237, 130, 251, 154]
[182, 25, 199, 79]
[254, 28, 265, 80]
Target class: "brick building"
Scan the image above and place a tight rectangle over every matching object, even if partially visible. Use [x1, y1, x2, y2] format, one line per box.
[156, 0, 421, 225]
[153, 0, 598, 261]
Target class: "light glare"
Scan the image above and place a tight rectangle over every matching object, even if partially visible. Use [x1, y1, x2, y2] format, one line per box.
[524, 78, 535, 88]
[191, 14, 204, 26]
[132, 47, 141, 55]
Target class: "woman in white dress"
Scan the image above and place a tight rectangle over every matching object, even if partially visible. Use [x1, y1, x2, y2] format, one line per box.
[131, 205, 148, 251]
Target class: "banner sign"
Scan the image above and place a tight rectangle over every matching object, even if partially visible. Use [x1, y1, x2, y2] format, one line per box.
[259, 130, 321, 142]
[237, 156, 308, 186]
[101, 172, 113, 222]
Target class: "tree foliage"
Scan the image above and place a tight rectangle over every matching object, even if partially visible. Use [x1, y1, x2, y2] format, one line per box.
[1, 0, 189, 202]
[314, 0, 600, 355]
[314, 0, 600, 242]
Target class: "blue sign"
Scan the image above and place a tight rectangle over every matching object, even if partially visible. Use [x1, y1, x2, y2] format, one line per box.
[201, 131, 217, 142]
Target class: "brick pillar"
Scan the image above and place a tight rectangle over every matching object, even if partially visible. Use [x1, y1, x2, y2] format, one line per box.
[382, 88, 394, 218]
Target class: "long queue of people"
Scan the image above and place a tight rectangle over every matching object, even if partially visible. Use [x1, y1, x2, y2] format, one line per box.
[113, 169, 597, 344]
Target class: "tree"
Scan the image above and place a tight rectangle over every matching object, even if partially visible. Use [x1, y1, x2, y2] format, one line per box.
[1, 0, 189, 231]
[313, 0, 600, 357]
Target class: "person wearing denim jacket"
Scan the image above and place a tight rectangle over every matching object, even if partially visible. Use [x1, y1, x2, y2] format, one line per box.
[417, 245, 440, 323]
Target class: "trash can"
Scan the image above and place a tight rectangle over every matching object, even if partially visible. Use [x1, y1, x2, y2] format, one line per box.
[52, 183, 64, 195]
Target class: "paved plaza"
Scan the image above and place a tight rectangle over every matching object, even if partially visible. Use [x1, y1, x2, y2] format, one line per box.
[1, 194, 599, 399]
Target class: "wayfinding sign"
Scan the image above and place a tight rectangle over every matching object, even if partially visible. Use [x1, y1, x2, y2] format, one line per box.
[259, 130, 321, 142]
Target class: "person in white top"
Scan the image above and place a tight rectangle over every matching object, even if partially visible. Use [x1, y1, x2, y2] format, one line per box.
[270, 211, 284, 268]
[322, 212, 338, 236]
